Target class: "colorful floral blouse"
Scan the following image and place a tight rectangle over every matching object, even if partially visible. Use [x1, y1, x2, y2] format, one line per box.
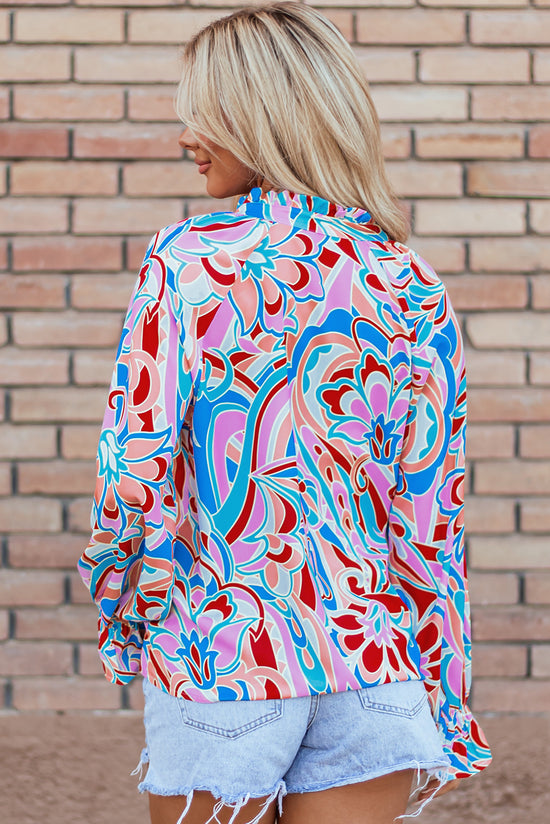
[79, 188, 491, 779]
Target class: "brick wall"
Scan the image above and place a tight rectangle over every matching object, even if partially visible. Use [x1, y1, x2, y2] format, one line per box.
[0, 0, 549, 714]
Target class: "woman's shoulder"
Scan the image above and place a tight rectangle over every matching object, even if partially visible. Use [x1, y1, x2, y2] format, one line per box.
[152, 207, 267, 260]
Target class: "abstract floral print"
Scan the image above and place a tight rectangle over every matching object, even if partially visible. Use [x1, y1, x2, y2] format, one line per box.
[79, 188, 490, 778]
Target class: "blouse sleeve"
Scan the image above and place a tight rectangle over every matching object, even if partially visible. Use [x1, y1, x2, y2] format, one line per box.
[78, 232, 196, 683]
[387, 277, 491, 779]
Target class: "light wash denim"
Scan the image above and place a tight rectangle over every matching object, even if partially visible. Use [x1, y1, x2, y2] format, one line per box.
[136, 677, 449, 824]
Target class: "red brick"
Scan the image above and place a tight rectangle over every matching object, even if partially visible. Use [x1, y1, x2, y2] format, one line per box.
[380, 127, 412, 160]
[0, 425, 56, 459]
[123, 161, 206, 197]
[467, 312, 550, 349]
[0, 315, 7, 346]
[474, 607, 550, 642]
[354, 47, 415, 82]
[0, 611, 8, 641]
[0, 163, 6, 195]
[0, 11, 8, 41]
[13, 236, 122, 272]
[468, 162, 550, 198]
[0, 125, 69, 158]
[13, 311, 122, 348]
[18, 460, 95, 496]
[0, 464, 10, 495]
[521, 500, 550, 533]
[0, 46, 70, 82]
[72, 349, 116, 385]
[15, 605, 98, 641]
[473, 87, 550, 121]
[3, 0, 71, 5]
[468, 572, 519, 606]
[473, 678, 550, 712]
[0, 88, 8, 120]
[69, 571, 95, 605]
[185, 197, 234, 218]
[415, 200, 525, 235]
[78, 643, 103, 676]
[470, 534, 550, 571]
[0, 239, 7, 270]
[0, 570, 64, 606]
[466, 350, 525, 385]
[465, 496, 516, 533]
[471, 11, 550, 44]
[408, 237, 465, 273]
[0, 274, 66, 309]
[445, 274, 527, 311]
[470, 237, 550, 272]
[12, 677, 120, 711]
[475, 460, 550, 494]
[533, 276, 550, 309]
[9, 533, 85, 569]
[520, 425, 550, 459]
[421, 48, 529, 83]
[532, 202, 550, 234]
[530, 126, 550, 158]
[469, 532, 549, 570]
[71, 274, 134, 312]
[0, 349, 68, 385]
[15, 9, 124, 42]
[75, 45, 180, 84]
[128, 87, 179, 122]
[386, 161, 462, 197]
[420, 0, 529, 5]
[0, 199, 68, 234]
[525, 572, 550, 604]
[532, 646, 550, 678]
[534, 50, 550, 82]
[128, 9, 221, 43]
[74, 123, 182, 159]
[68, 497, 94, 532]
[471, 644, 527, 678]
[0, 641, 73, 676]
[531, 353, 550, 385]
[126, 236, 151, 270]
[0, 497, 62, 532]
[76, 0, 185, 4]
[356, 9, 464, 44]
[415, 124, 525, 159]
[11, 387, 108, 423]
[12, 161, 119, 196]
[371, 86, 467, 122]
[16, 86, 123, 126]
[73, 198, 182, 235]
[128, 677, 145, 711]
[61, 425, 101, 460]
[466, 424, 515, 459]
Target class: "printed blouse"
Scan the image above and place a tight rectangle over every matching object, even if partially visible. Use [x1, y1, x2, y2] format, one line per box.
[79, 188, 491, 779]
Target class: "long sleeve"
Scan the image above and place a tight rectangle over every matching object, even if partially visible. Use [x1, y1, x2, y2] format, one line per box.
[387, 269, 491, 778]
[78, 233, 196, 683]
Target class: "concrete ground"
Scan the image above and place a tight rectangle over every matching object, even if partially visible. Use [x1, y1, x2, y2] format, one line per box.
[0, 712, 548, 823]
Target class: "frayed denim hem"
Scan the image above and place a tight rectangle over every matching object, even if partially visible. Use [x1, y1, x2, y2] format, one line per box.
[132, 747, 286, 824]
[131, 748, 448, 823]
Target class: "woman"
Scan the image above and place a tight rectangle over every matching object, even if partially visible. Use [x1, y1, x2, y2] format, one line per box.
[78, 4, 491, 823]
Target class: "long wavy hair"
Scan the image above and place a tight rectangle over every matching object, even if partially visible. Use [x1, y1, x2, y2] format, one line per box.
[176, 2, 409, 242]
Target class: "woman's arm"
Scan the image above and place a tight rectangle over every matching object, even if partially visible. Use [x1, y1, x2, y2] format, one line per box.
[78, 232, 195, 682]
[387, 276, 491, 780]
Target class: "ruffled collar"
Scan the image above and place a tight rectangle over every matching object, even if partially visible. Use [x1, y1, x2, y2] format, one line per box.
[236, 187, 373, 226]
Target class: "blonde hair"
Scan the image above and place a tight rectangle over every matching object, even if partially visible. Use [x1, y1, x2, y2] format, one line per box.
[176, 2, 409, 243]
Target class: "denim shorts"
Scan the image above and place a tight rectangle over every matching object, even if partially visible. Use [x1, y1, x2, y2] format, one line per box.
[136, 677, 449, 822]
